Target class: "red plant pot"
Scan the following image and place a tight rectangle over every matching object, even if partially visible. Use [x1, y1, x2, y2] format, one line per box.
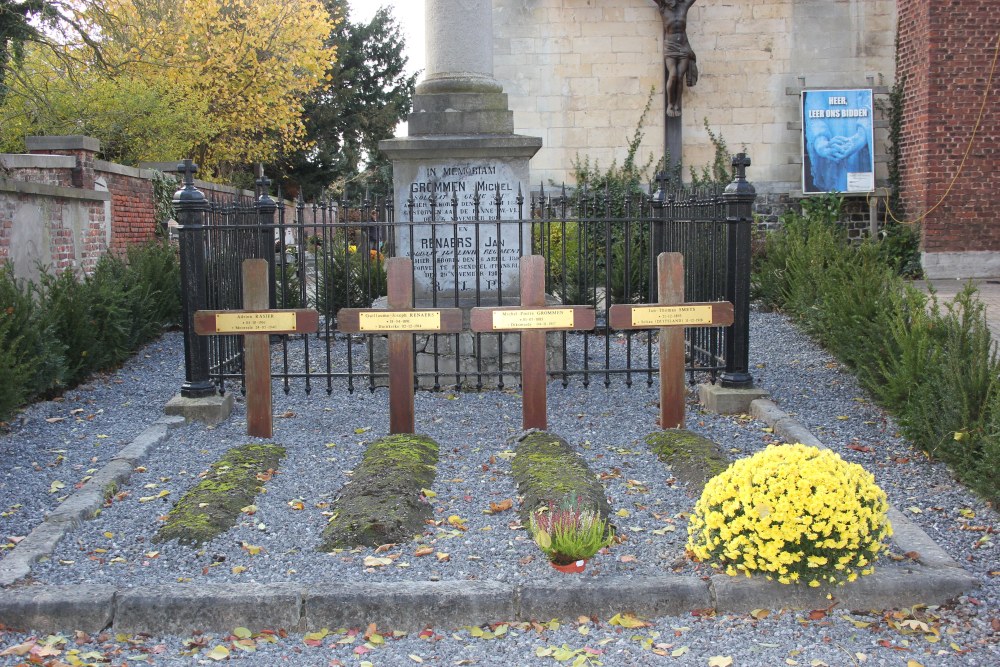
[550, 559, 587, 573]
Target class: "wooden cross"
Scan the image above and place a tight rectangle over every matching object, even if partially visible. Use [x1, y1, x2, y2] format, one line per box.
[194, 259, 319, 438]
[337, 257, 463, 434]
[470, 255, 595, 430]
[609, 252, 733, 429]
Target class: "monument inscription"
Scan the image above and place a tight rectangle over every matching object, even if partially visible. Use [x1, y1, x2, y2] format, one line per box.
[397, 161, 528, 302]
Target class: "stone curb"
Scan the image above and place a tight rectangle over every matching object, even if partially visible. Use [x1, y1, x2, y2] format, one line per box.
[0, 405, 978, 634]
[0, 416, 184, 588]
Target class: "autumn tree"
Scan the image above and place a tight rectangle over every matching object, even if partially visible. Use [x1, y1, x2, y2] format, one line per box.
[275, 2, 417, 199]
[0, 0, 336, 177]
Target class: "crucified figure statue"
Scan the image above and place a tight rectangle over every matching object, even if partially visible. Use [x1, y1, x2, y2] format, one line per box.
[655, 0, 698, 117]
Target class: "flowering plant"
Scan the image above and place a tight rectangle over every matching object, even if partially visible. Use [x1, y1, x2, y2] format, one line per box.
[687, 443, 892, 586]
[528, 497, 613, 566]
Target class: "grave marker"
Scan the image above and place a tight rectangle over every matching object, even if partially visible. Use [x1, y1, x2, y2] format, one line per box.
[338, 257, 463, 434]
[194, 259, 319, 438]
[470, 255, 595, 430]
[609, 252, 733, 429]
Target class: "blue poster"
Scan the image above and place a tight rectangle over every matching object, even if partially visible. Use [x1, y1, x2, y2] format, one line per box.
[801, 89, 875, 194]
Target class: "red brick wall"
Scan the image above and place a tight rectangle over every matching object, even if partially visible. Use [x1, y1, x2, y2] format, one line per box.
[896, 1, 1000, 253]
[100, 170, 159, 253]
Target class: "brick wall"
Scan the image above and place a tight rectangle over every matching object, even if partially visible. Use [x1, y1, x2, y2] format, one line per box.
[1, 137, 255, 283]
[897, 1, 999, 261]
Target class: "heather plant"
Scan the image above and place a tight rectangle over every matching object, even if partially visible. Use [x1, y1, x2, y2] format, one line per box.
[528, 497, 613, 566]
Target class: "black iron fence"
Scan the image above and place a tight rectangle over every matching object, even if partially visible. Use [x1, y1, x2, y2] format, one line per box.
[173, 155, 756, 397]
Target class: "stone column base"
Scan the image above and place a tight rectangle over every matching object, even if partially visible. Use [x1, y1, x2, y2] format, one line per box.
[164, 392, 234, 425]
[697, 382, 770, 415]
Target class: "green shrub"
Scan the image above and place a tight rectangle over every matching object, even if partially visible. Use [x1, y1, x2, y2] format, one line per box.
[2, 241, 180, 417]
[0, 265, 67, 421]
[125, 239, 181, 330]
[752, 197, 1000, 504]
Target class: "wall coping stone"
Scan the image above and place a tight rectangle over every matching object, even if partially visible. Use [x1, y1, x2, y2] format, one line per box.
[25, 135, 101, 153]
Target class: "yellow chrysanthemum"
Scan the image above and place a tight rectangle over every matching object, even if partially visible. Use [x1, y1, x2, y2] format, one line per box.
[687, 443, 892, 586]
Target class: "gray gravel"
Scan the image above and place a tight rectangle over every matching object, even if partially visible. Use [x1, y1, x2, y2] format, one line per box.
[2, 310, 998, 666]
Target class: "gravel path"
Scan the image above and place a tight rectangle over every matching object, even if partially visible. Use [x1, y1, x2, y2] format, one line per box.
[1, 311, 997, 666]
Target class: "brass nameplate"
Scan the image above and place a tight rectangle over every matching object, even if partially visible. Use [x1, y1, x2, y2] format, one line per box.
[631, 305, 714, 327]
[359, 311, 442, 331]
[492, 308, 574, 330]
[216, 312, 297, 333]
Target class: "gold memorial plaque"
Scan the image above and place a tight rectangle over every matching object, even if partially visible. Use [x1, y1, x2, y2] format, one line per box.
[631, 305, 714, 327]
[359, 311, 442, 331]
[215, 311, 297, 333]
[492, 308, 574, 330]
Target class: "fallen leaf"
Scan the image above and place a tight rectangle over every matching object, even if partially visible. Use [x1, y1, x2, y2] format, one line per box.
[750, 608, 770, 620]
[847, 443, 874, 453]
[436, 552, 450, 562]
[487, 499, 514, 514]
[279, 410, 295, 418]
[808, 609, 827, 620]
[671, 646, 689, 657]
[49, 481, 65, 494]
[414, 546, 434, 557]
[421, 488, 437, 499]
[708, 657, 734, 667]
[207, 645, 230, 661]
[619, 555, 638, 563]
[363, 556, 393, 567]
[45, 417, 65, 423]
[409, 655, 424, 663]
[609, 612, 650, 628]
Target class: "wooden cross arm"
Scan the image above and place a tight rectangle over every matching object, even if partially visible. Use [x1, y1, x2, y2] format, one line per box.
[194, 309, 319, 335]
[608, 301, 733, 330]
[336, 308, 464, 334]
[469, 306, 596, 332]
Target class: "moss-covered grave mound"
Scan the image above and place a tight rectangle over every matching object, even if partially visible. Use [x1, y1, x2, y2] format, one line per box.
[645, 429, 730, 495]
[155, 443, 286, 546]
[319, 433, 438, 551]
[510, 431, 612, 524]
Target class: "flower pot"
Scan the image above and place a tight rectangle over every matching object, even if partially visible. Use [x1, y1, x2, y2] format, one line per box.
[550, 559, 587, 573]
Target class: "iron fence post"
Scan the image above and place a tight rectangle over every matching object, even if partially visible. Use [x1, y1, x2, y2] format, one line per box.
[256, 176, 278, 309]
[174, 159, 215, 398]
[720, 153, 755, 388]
[650, 171, 667, 303]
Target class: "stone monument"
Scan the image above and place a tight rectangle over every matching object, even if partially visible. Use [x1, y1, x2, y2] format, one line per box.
[378, 0, 545, 386]
[380, 0, 542, 307]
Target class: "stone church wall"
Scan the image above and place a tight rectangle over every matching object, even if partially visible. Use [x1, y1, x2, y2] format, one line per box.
[492, 0, 897, 198]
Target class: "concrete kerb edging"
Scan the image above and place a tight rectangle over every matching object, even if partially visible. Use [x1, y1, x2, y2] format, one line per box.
[0, 416, 185, 588]
[0, 404, 980, 634]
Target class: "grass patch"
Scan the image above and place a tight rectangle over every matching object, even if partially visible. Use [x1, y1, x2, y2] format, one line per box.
[319, 434, 439, 550]
[155, 443, 286, 546]
[510, 431, 611, 524]
[645, 430, 730, 495]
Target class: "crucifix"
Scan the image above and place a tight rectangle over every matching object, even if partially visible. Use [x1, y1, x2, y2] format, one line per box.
[609, 252, 732, 429]
[654, 0, 699, 174]
[337, 257, 463, 434]
[470, 255, 595, 430]
[194, 259, 319, 438]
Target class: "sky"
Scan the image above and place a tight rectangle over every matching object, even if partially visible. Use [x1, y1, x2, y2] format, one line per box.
[347, 0, 426, 136]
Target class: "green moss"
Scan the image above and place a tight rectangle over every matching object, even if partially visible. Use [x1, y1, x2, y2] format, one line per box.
[645, 430, 730, 495]
[511, 431, 611, 524]
[319, 434, 439, 551]
[155, 443, 285, 546]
